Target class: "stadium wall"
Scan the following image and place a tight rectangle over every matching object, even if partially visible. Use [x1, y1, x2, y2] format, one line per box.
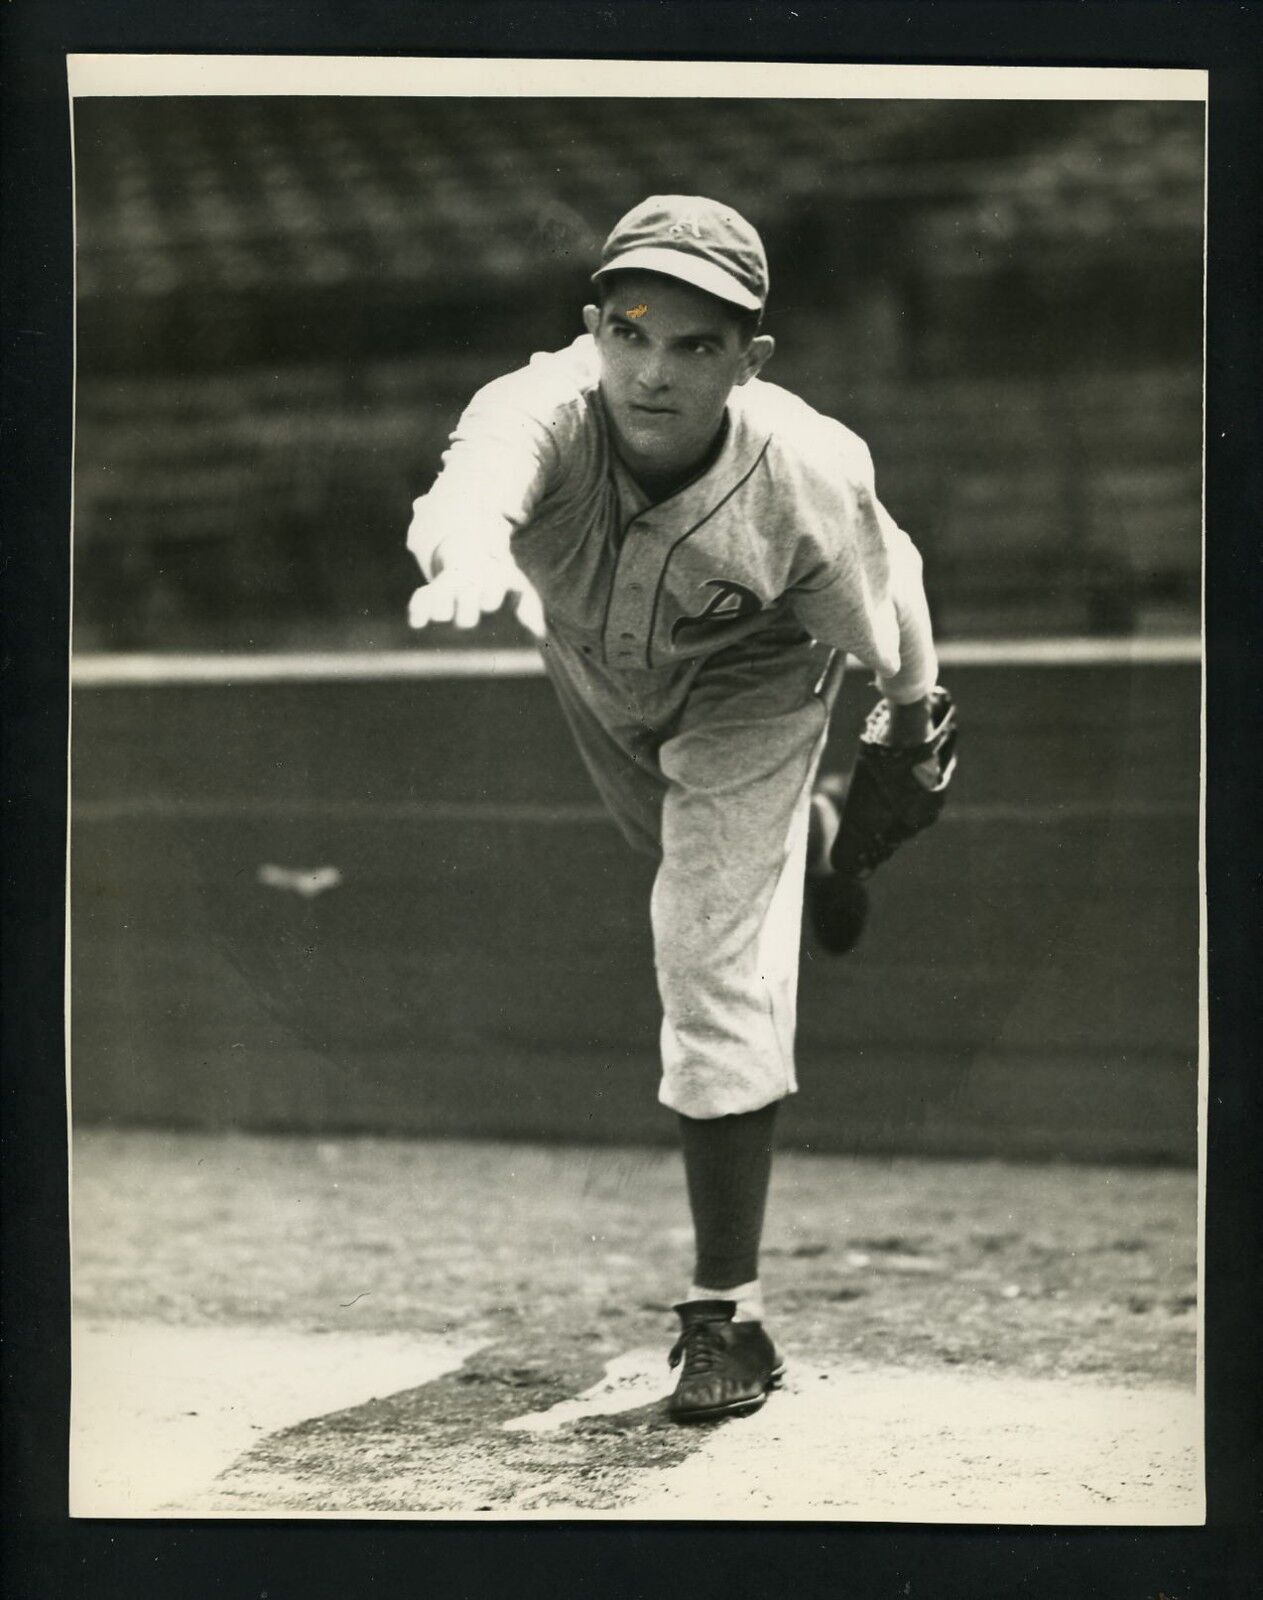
[69, 654, 1201, 1163]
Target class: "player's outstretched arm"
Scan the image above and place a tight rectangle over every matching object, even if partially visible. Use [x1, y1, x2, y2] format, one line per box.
[407, 549, 545, 637]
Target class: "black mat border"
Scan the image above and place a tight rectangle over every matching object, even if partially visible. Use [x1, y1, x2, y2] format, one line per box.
[3, 3, 1259, 1596]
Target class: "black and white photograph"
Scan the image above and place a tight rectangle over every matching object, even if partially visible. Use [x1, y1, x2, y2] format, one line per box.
[66, 55, 1206, 1522]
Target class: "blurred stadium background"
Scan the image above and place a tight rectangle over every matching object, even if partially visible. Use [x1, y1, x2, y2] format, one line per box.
[70, 97, 1204, 1160]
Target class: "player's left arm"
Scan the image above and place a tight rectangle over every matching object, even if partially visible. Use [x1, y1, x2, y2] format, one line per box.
[784, 431, 957, 878]
[833, 496, 958, 878]
[783, 439, 941, 743]
[871, 504, 940, 747]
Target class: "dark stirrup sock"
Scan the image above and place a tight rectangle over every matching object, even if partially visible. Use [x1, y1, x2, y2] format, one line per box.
[677, 1101, 779, 1291]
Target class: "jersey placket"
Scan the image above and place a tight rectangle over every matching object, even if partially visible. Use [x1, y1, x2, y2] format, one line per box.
[603, 506, 671, 669]
[598, 417, 768, 670]
[602, 459, 663, 670]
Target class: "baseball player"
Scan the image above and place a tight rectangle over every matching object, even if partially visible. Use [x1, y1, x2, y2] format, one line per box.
[406, 196, 951, 1422]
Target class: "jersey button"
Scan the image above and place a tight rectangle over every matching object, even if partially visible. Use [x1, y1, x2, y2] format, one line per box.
[619, 631, 635, 641]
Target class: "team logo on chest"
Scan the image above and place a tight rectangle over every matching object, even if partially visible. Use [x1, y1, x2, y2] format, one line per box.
[670, 579, 764, 645]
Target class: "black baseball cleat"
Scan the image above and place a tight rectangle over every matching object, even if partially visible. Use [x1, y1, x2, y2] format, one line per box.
[805, 776, 870, 955]
[667, 1300, 785, 1422]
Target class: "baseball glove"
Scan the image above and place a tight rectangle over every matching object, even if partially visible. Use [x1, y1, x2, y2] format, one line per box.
[830, 686, 958, 881]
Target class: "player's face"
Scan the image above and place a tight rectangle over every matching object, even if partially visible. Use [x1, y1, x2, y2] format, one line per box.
[583, 274, 772, 483]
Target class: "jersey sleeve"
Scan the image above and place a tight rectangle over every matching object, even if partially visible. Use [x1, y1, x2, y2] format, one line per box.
[785, 432, 938, 703]
[405, 369, 562, 581]
[870, 499, 938, 703]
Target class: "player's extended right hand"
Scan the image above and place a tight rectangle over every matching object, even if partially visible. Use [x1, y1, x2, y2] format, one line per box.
[407, 557, 545, 637]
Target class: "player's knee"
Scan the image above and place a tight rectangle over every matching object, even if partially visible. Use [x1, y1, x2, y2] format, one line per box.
[653, 914, 730, 995]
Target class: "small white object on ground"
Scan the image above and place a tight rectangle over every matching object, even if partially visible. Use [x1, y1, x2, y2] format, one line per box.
[256, 864, 343, 897]
[502, 1349, 667, 1434]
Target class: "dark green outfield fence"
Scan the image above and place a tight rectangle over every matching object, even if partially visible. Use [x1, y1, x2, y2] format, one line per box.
[70, 655, 1201, 1163]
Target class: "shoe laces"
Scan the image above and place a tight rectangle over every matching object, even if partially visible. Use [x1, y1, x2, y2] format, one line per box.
[669, 1318, 728, 1376]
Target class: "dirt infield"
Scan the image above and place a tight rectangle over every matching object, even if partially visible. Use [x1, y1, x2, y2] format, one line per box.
[71, 1130, 1201, 1521]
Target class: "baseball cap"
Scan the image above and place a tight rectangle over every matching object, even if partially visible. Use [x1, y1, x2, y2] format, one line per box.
[592, 195, 768, 313]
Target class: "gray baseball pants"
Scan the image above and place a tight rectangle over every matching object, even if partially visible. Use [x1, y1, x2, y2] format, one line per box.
[539, 625, 844, 1119]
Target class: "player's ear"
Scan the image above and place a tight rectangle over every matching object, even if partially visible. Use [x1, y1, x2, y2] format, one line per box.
[583, 303, 601, 338]
[736, 334, 775, 385]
